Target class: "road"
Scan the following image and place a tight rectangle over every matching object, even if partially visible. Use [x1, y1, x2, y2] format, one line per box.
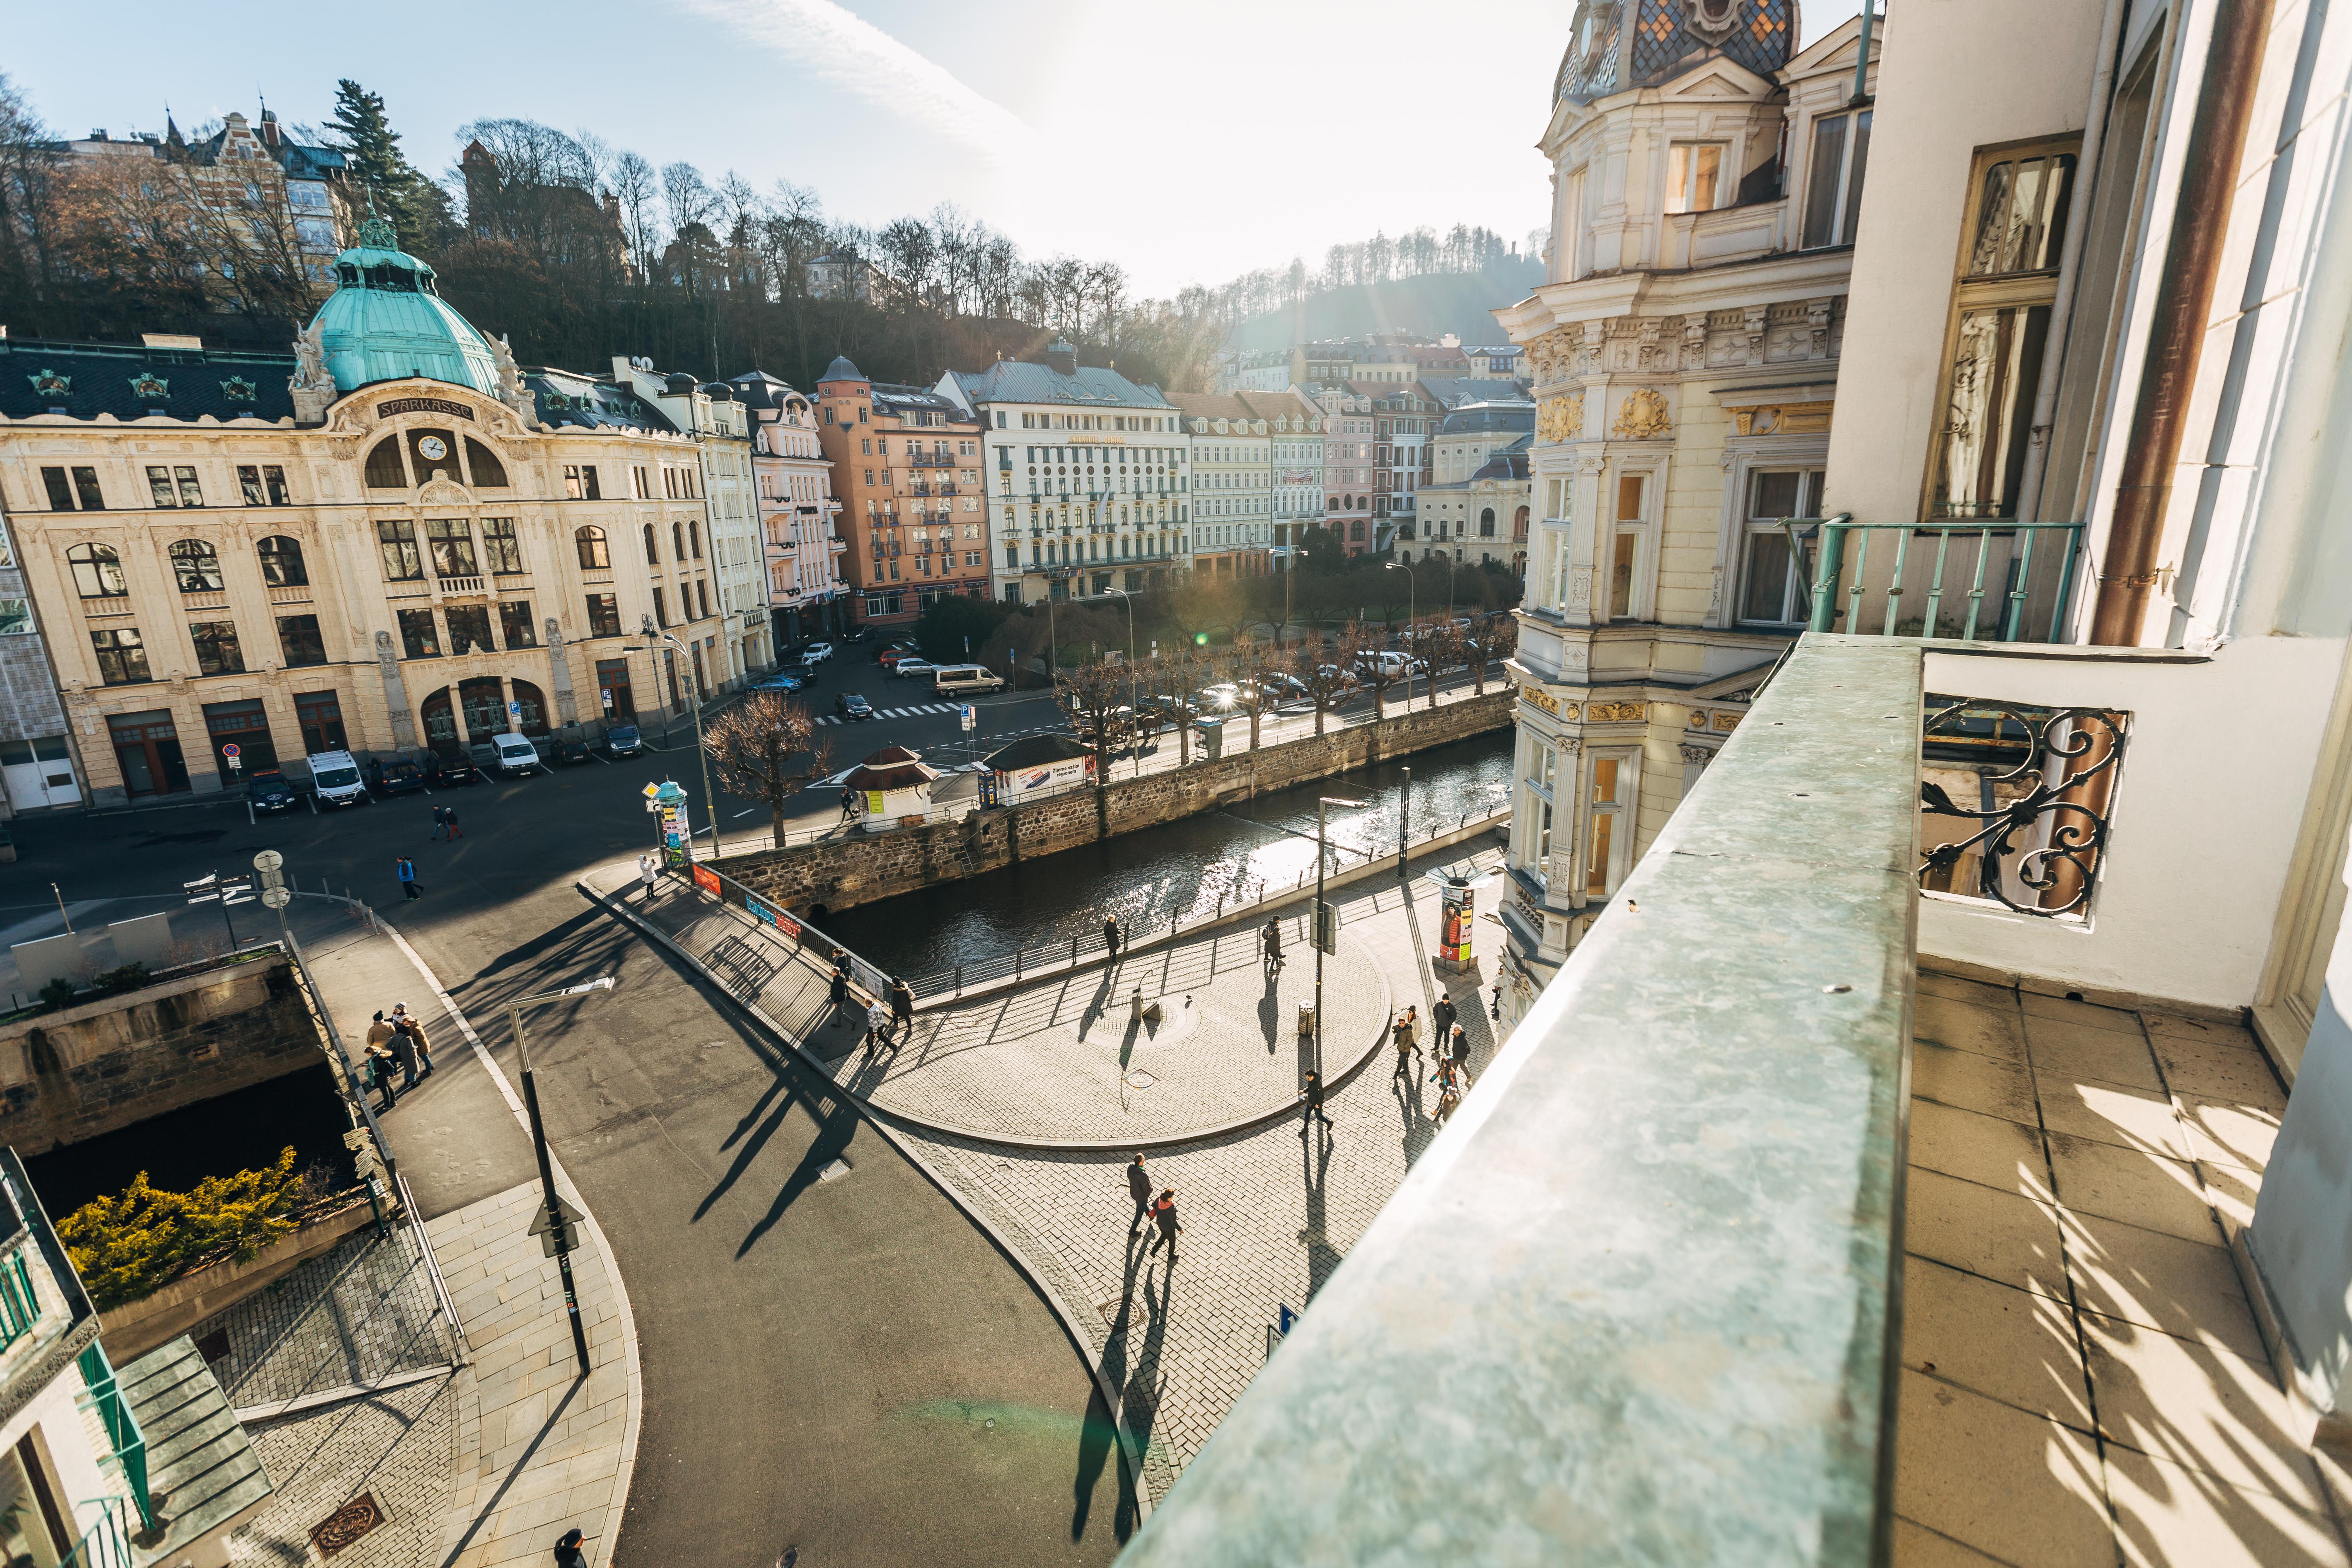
[3, 643, 1137, 1566]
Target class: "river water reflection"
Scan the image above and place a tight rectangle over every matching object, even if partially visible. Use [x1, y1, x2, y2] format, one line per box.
[817, 730, 1514, 979]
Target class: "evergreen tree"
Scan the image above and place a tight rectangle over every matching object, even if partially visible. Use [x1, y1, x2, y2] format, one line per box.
[324, 79, 436, 246]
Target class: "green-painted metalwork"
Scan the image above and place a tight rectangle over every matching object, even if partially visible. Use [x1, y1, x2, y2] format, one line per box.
[75, 1345, 152, 1531]
[60, 1498, 133, 1568]
[0, 1248, 39, 1345]
[307, 215, 503, 398]
[1802, 519, 2086, 642]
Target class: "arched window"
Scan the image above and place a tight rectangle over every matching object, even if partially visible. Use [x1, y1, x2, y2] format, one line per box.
[169, 538, 224, 592]
[671, 522, 685, 560]
[689, 520, 701, 559]
[575, 526, 610, 570]
[464, 438, 509, 488]
[68, 542, 128, 599]
[1479, 507, 1496, 539]
[643, 523, 659, 564]
[257, 535, 308, 587]
[365, 437, 408, 489]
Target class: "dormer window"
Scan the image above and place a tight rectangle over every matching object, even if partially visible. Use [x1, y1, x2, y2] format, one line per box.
[1803, 111, 1873, 248]
[1665, 143, 1725, 214]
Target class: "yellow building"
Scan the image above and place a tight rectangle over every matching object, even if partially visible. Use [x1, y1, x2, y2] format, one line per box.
[0, 217, 723, 807]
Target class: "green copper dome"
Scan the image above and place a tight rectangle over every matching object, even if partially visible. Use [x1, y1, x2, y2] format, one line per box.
[305, 216, 501, 396]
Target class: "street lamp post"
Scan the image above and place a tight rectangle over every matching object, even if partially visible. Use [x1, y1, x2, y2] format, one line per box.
[628, 630, 719, 862]
[1107, 586, 1140, 778]
[1314, 795, 1369, 1082]
[1385, 560, 1415, 708]
[509, 976, 616, 1378]
[1397, 766, 1411, 878]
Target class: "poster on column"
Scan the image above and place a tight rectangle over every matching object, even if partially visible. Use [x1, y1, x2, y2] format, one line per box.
[1441, 881, 1473, 964]
[661, 802, 691, 868]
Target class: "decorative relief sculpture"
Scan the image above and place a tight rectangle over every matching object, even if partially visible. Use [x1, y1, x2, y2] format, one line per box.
[290, 319, 336, 424]
[1611, 389, 1672, 440]
[1680, 744, 1716, 766]
[1588, 701, 1647, 722]
[491, 333, 537, 427]
[1537, 391, 1585, 444]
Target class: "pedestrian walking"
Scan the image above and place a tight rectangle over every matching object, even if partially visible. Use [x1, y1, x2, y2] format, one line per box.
[1262, 918, 1284, 971]
[638, 851, 659, 902]
[840, 787, 858, 821]
[1146, 1189, 1182, 1265]
[365, 1041, 399, 1111]
[392, 1005, 435, 1077]
[1390, 1012, 1419, 1082]
[828, 966, 851, 1023]
[1103, 915, 1122, 964]
[1125, 1153, 1153, 1237]
[388, 1020, 419, 1091]
[552, 1528, 588, 1568]
[445, 806, 462, 841]
[1448, 1022, 1472, 1082]
[430, 804, 448, 841]
[863, 996, 892, 1056]
[1298, 1070, 1334, 1134]
[396, 856, 419, 900]
[888, 976, 915, 1039]
[1432, 993, 1457, 1043]
[1434, 1060, 1462, 1124]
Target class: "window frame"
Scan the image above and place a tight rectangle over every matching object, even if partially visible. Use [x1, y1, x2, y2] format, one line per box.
[378, 518, 423, 581]
[188, 619, 244, 676]
[1801, 109, 1873, 250]
[1583, 749, 1640, 900]
[67, 542, 128, 599]
[1664, 142, 1726, 215]
[1735, 468, 1823, 628]
[575, 525, 611, 570]
[90, 626, 151, 685]
[257, 535, 308, 587]
[168, 538, 224, 593]
[276, 613, 327, 667]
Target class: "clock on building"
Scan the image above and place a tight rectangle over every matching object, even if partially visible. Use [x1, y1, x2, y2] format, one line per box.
[417, 435, 448, 461]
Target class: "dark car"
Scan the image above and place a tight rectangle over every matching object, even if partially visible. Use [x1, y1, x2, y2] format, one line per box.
[556, 734, 594, 766]
[247, 770, 301, 813]
[834, 692, 874, 721]
[372, 756, 428, 798]
[604, 724, 643, 759]
[429, 754, 479, 788]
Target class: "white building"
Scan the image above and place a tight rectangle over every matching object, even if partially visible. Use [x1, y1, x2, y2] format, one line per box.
[1168, 393, 1275, 580]
[730, 371, 847, 645]
[616, 361, 771, 686]
[1240, 390, 1325, 565]
[936, 340, 1190, 603]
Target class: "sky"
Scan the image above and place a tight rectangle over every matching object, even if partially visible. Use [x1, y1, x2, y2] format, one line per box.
[7, 0, 1867, 300]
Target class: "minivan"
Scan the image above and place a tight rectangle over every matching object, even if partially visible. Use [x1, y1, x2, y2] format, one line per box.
[932, 664, 1004, 696]
[489, 733, 541, 777]
[307, 750, 370, 807]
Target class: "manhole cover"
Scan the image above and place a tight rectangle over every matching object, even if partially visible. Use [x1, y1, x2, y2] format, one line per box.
[1124, 1070, 1155, 1089]
[817, 1157, 852, 1182]
[309, 1493, 385, 1557]
[192, 1329, 231, 1366]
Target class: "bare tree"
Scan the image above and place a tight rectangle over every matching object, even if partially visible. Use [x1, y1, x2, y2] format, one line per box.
[703, 692, 832, 846]
[1291, 625, 1367, 738]
[1462, 613, 1518, 697]
[1055, 658, 1133, 779]
[610, 150, 660, 279]
[1356, 639, 1409, 722]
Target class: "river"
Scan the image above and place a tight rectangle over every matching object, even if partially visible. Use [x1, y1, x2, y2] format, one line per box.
[817, 729, 1514, 979]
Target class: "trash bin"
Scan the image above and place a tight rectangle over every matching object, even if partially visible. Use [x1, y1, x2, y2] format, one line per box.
[1296, 1000, 1315, 1037]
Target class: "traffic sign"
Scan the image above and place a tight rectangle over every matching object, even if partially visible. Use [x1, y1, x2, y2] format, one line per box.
[960, 704, 975, 732]
[220, 742, 240, 759]
[260, 887, 291, 910]
[641, 782, 662, 798]
[252, 850, 284, 874]
[527, 1196, 589, 1257]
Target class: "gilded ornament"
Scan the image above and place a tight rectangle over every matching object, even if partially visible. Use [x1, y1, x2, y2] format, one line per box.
[1611, 388, 1672, 440]
[1537, 391, 1585, 444]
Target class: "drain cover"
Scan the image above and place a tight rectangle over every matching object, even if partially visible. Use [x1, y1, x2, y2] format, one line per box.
[1124, 1070, 1155, 1089]
[817, 1157, 852, 1182]
[309, 1493, 384, 1557]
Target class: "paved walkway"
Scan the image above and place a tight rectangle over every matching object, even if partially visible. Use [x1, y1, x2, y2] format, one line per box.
[595, 835, 1508, 1503]
[590, 863, 1395, 1144]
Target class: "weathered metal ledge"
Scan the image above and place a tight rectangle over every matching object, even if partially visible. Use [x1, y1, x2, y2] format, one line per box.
[1116, 635, 1921, 1567]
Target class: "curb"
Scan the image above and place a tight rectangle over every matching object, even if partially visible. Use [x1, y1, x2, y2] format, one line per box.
[579, 874, 1159, 1522]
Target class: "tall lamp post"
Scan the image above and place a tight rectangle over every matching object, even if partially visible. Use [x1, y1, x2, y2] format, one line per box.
[509, 975, 616, 1377]
[1313, 796, 1370, 1081]
[1385, 559, 1416, 708]
[627, 628, 719, 862]
[1107, 585, 1141, 777]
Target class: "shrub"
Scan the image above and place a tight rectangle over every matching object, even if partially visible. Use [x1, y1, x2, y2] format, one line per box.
[92, 963, 148, 995]
[58, 1148, 305, 1310]
[37, 978, 77, 1011]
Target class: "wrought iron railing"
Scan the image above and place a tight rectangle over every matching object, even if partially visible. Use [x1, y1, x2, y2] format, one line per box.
[1795, 515, 2087, 643]
[0, 1247, 39, 1348]
[75, 1344, 154, 1531]
[1918, 699, 2126, 917]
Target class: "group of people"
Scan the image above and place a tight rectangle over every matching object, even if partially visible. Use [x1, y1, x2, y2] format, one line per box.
[822, 957, 916, 1058]
[1125, 1153, 1182, 1265]
[1389, 995, 1473, 1122]
[391, 805, 469, 903]
[361, 1005, 437, 1111]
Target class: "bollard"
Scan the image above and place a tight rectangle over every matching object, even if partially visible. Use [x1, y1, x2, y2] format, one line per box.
[1071, 934, 1079, 966]
[955, 962, 964, 994]
[1015, 947, 1023, 979]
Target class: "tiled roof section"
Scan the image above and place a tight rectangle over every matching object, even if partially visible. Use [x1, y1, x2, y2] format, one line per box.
[0, 337, 297, 424]
[1441, 401, 1536, 435]
[121, 1335, 274, 1556]
[1168, 391, 1260, 426]
[1233, 390, 1321, 428]
[727, 370, 803, 411]
[983, 732, 1093, 770]
[526, 368, 678, 432]
[1472, 434, 1533, 481]
[872, 382, 972, 420]
[1421, 376, 1531, 410]
[950, 360, 1174, 411]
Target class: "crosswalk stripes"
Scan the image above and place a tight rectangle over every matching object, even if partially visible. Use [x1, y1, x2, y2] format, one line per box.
[815, 702, 963, 725]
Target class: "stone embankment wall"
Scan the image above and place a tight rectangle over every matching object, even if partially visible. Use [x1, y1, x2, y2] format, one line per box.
[0, 954, 325, 1153]
[718, 689, 1515, 914]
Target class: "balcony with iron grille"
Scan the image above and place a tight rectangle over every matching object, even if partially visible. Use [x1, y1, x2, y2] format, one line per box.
[1119, 626, 2344, 1566]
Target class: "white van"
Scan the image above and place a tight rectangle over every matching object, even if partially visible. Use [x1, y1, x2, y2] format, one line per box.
[932, 664, 1005, 696]
[489, 733, 541, 777]
[307, 750, 370, 808]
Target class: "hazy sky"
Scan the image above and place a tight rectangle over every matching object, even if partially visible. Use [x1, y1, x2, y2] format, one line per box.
[9, 0, 1867, 298]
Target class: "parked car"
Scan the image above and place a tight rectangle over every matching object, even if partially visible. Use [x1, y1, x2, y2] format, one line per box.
[372, 756, 428, 797]
[931, 664, 1003, 696]
[555, 734, 594, 766]
[247, 770, 301, 813]
[754, 669, 808, 693]
[430, 754, 480, 788]
[604, 724, 644, 759]
[307, 749, 371, 807]
[834, 693, 874, 721]
[1194, 683, 1243, 712]
[876, 642, 918, 667]
[842, 624, 871, 644]
[894, 659, 937, 681]
[802, 642, 835, 665]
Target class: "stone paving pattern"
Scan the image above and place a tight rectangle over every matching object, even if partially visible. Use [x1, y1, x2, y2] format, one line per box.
[201, 1227, 454, 1410]
[232, 1378, 456, 1568]
[614, 876, 1395, 1144]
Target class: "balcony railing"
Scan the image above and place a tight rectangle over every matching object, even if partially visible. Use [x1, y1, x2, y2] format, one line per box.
[1797, 516, 2087, 643]
[76, 1343, 152, 1530]
[1119, 634, 1919, 1565]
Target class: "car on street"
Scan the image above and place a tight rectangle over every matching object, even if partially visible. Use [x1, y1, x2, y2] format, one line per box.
[604, 724, 644, 759]
[429, 754, 480, 788]
[894, 659, 937, 680]
[876, 642, 918, 667]
[754, 669, 808, 693]
[372, 756, 428, 797]
[247, 770, 301, 813]
[1194, 683, 1243, 712]
[834, 693, 874, 721]
[555, 734, 595, 766]
[1252, 674, 1310, 705]
[485, 732, 541, 777]
[307, 749, 371, 807]
[802, 642, 834, 665]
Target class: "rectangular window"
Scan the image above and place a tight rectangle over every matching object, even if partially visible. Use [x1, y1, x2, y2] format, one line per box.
[71, 468, 104, 510]
[445, 604, 493, 655]
[264, 464, 290, 505]
[41, 467, 75, 510]
[653, 587, 669, 628]
[696, 580, 711, 619]
[189, 620, 244, 676]
[295, 690, 345, 750]
[585, 593, 621, 638]
[90, 627, 150, 684]
[563, 464, 602, 500]
[1665, 143, 1723, 214]
[277, 614, 326, 667]
[425, 518, 478, 577]
[1739, 470, 1820, 625]
[170, 466, 202, 507]
[481, 518, 523, 575]
[1611, 475, 1645, 619]
[0, 599, 29, 636]
[397, 607, 440, 659]
[1587, 756, 1624, 897]
[1802, 110, 1872, 249]
[147, 466, 179, 508]
[378, 518, 422, 580]
[238, 465, 266, 506]
[500, 601, 537, 648]
[631, 466, 650, 500]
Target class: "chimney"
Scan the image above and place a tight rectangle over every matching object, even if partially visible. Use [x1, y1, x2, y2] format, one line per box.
[1045, 339, 1078, 377]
